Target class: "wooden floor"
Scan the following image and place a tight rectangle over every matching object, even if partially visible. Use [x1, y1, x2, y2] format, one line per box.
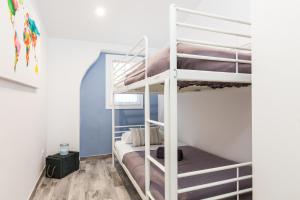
[31, 156, 141, 200]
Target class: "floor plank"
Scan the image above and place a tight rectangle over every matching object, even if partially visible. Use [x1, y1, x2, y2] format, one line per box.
[31, 156, 141, 200]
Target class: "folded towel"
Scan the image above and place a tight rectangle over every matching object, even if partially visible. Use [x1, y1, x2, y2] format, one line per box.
[156, 147, 183, 161]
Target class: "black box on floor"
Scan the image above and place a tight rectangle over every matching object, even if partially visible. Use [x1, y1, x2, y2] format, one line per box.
[46, 151, 79, 179]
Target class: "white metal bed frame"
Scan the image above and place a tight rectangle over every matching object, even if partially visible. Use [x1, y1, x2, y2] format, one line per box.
[112, 124, 147, 199]
[112, 4, 252, 200]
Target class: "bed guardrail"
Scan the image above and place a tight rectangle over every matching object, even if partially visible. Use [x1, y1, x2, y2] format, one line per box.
[172, 4, 252, 84]
[113, 124, 145, 140]
[113, 124, 158, 140]
[113, 37, 148, 89]
[177, 162, 252, 199]
[111, 123, 145, 168]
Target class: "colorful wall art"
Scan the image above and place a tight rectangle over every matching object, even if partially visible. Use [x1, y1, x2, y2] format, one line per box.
[0, 0, 41, 88]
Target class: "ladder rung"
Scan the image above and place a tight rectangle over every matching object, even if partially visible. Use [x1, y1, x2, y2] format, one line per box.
[201, 188, 252, 200]
[114, 131, 126, 134]
[178, 175, 252, 194]
[177, 53, 251, 64]
[146, 191, 156, 200]
[147, 190, 155, 200]
[147, 155, 165, 172]
[147, 120, 165, 127]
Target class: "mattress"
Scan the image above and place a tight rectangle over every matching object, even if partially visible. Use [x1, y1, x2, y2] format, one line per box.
[114, 140, 164, 160]
[114, 140, 185, 160]
[122, 146, 252, 200]
[125, 43, 251, 89]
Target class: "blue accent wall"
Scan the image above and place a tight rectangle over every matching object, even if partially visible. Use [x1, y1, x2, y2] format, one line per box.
[80, 53, 158, 157]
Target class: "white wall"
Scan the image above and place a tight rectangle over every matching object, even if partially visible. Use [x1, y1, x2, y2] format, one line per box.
[0, 1, 48, 200]
[159, 87, 252, 162]
[252, 0, 300, 199]
[194, 0, 250, 19]
[179, 88, 251, 162]
[47, 39, 133, 155]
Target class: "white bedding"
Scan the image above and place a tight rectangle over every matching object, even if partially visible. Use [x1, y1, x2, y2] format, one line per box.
[114, 140, 185, 160]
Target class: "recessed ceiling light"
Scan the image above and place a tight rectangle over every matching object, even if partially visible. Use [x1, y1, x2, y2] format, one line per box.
[96, 7, 106, 17]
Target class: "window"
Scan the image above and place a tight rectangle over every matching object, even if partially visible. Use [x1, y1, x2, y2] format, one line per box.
[114, 93, 143, 109]
[106, 54, 144, 109]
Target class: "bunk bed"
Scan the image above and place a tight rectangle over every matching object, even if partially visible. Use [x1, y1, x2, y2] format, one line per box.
[112, 4, 252, 200]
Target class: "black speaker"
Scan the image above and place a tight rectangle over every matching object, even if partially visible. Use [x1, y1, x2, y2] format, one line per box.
[46, 151, 79, 179]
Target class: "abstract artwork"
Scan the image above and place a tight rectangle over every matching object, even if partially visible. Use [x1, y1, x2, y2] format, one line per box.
[0, 0, 41, 88]
[7, 0, 40, 74]
[23, 12, 40, 74]
[7, 0, 21, 70]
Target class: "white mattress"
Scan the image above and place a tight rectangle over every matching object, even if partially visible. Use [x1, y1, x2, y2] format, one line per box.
[114, 140, 185, 161]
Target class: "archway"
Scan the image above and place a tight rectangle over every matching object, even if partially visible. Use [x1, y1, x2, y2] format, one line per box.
[80, 53, 159, 157]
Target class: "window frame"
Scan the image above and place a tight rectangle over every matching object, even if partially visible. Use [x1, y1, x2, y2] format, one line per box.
[105, 54, 144, 110]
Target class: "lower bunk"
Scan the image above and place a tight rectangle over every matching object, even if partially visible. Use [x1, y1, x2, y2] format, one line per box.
[114, 141, 252, 200]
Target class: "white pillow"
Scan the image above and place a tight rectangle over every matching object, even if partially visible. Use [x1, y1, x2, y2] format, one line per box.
[121, 131, 133, 144]
[158, 127, 164, 143]
[149, 127, 161, 145]
[131, 127, 161, 147]
[131, 128, 145, 147]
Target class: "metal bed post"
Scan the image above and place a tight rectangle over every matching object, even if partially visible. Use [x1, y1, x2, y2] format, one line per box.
[237, 167, 240, 200]
[163, 78, 170, 200]
[144, 36, 151, 200]
[165, 4, 178, 200]
[112, 93, 115, 167]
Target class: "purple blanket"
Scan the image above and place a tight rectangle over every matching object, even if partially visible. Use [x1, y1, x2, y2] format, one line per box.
[122, 146, 252, 200]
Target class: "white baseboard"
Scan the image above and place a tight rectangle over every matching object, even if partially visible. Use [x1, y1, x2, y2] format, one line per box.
[27, 166, 45, 200]
[80, 153, 112, 160]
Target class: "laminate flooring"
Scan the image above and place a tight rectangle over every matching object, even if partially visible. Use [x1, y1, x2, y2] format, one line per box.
[30, 156, 141, 200]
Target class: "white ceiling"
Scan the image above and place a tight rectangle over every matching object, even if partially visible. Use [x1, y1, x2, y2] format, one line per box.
[34, 0, 201, 48]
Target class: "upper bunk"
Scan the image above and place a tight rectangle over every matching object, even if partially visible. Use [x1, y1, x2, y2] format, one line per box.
[113, 5, 251, 94]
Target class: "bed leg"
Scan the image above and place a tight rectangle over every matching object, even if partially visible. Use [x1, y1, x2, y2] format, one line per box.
[112, 92, 115, 169]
